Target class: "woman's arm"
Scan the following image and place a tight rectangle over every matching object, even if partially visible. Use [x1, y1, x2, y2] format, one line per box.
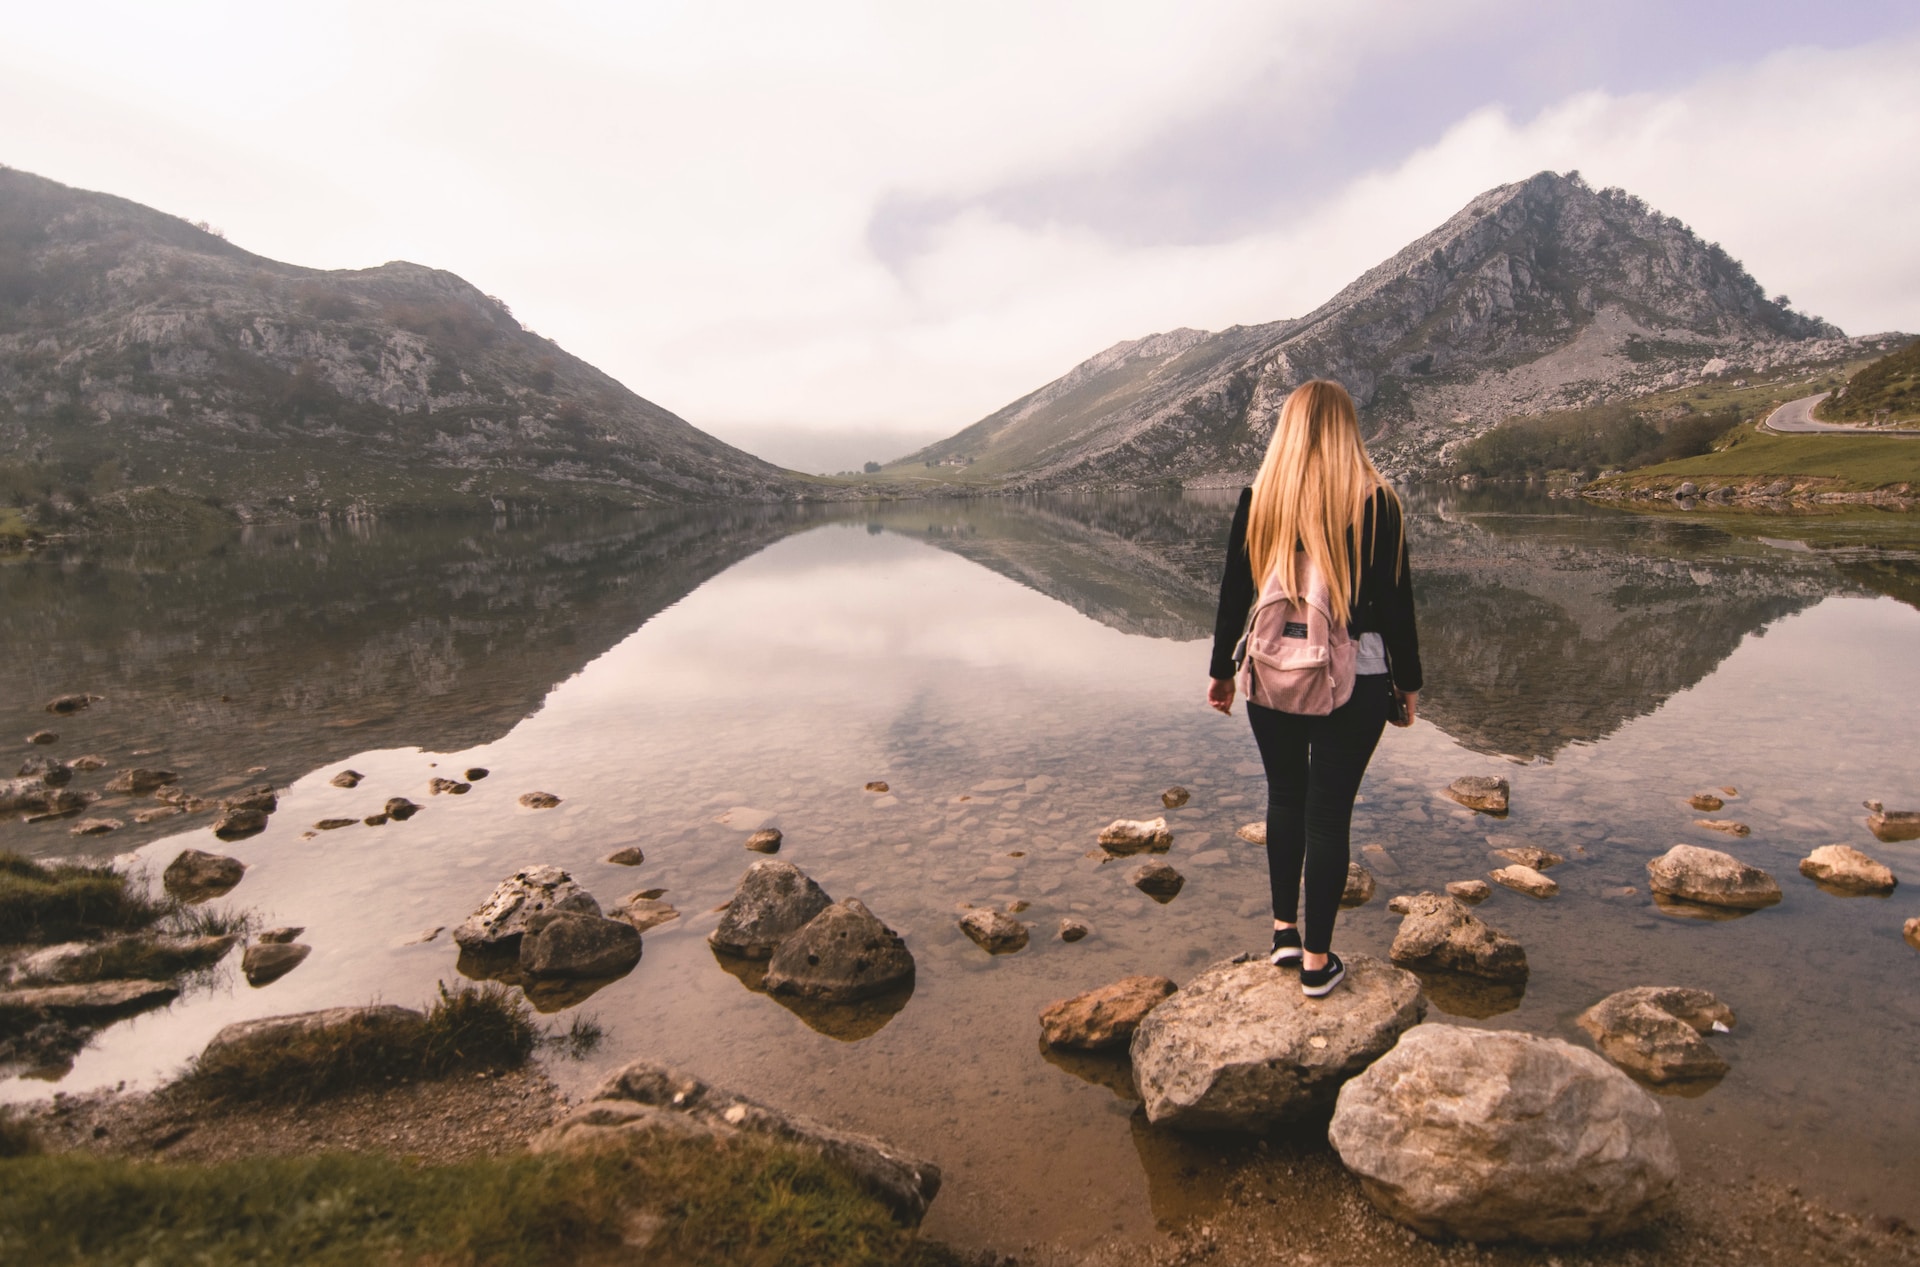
[1207, 488, 1256, 681]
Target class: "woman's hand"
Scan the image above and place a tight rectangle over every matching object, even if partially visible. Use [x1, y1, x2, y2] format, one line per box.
[1207, 677, 1236, 715]
[1391, 689, 1418, 728]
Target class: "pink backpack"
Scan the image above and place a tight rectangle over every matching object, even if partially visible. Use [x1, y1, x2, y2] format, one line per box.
[1232, 551, 1357, 715]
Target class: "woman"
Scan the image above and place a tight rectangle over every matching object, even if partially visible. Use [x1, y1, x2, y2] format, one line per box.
[1207, 379, 1421, 998]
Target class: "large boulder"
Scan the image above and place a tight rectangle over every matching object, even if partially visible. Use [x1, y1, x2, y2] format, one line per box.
[1130, 955, 1425, 1130]
[764, 899, 914, 1002]
[1798, 844, 1897, 894]
[1576, 986, 1734, 1083]
[1646, 845, 1781, 910]
[162, 849, 246, 902]
[519, 913, 643, 979]
[708, 860, 833, 959]
[1039, 975, 1176, 1051]
[454, 866, 601, 948]
[1330, 1026, 1679, 1243]
[532, 1061, 942, 1226]
[1387, 893, 1528, 982]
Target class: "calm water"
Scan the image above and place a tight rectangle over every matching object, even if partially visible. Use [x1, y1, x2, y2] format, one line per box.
[5, 491, 1919, 1250]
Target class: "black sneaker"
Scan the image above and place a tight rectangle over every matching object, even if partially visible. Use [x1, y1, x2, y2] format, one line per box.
[1300, 951, 1346, 998]
[1268, 926, 1302, 967]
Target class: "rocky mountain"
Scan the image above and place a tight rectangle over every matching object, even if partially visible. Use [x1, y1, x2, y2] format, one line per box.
[890, 171, 1880, 486]
[0, 167, 795, 523]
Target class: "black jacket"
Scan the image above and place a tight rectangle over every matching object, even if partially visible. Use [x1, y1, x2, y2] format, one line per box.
[1208, 486, 1423, 691]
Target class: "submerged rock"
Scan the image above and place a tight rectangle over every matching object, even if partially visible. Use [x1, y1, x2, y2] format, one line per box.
[1059, 917, 1091, 943]
[242, 941, 312, 986]
[1445, 879, 1491, 904]
[1799, 844, 1897, 893]
[1131, 955, 1424, 1130]
[958, 908, 1028, 954]
[709, 860, 832, 959]
[1161, 786, 1190, 809]
[69, 817, 122, 836]
[454, 865, 600, 948]
[1099, 817, 1172, 854]
[533, 1061, 942, 1225]
[44, 693, 102, 715]
[520, 913, 642, 979]
[611, 894, 680, 934]
[26, 730, 57, 745]
[744, 828, 783, 854]
[606, 846, 647, 866]
[1329, 1026, 1677, 1244]
[864, 780, 890, 793]
[764, 899, 914, 1002]
[1341, 862, 1376, 908]
[1490, 845, 1563, 870]
[1039, 975, 1175, 1051]
[162, 849, 246, 901]
[1688, 792, 1725, 812]
[1577, 986, 1735, 1083]
[1387, 892, 1528, 982]
[1490, 865, 1558, 899]
[1693, 818, 1751, 837]
[1445, 776, 1509, 814]
[519, 791, 562, 809]
[1131, 861, 1185, 901]
[1646, 845, 1781, 910]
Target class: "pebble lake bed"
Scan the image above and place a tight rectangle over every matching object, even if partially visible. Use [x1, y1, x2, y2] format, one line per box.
[4, 489, 1920, 1260]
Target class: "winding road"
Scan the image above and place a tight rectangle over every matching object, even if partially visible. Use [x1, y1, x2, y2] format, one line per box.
[1763, 392, 1920, 436]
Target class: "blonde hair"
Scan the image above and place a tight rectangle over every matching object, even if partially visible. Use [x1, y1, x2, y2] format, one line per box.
[1246, 379, 1396, 627]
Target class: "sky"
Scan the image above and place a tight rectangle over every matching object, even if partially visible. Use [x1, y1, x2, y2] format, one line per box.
[4, 0, 1919, 471]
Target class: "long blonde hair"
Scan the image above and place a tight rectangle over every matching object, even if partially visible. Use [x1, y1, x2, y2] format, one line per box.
[1246, 379, 1395, 627]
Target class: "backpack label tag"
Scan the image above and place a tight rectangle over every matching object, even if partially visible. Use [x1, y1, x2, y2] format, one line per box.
[1282, 621, 1309, 639]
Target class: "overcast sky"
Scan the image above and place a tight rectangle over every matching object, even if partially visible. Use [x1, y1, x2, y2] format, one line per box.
[5, 1, 1918, 470]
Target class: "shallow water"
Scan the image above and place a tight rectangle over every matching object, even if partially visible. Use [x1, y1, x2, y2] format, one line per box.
[5, 491, 1919, 1250]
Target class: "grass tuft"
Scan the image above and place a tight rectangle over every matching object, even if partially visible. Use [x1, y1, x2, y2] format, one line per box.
[180, 982, 538, 1105]
[0, 851, 169, 944]
[0, 1135, 969, 1266]
[544, 1012, 605, 1061]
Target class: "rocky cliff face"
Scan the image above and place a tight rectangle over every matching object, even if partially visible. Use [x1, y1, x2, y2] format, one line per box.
[0, 168, 794, 520]
[894, 171, 1873, 485]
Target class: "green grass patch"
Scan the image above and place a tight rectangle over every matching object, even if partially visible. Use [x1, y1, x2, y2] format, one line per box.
[0, 851, 169, 944]
[1820, 337, 1920, 423]
[180, 982, 539, 1105]
[0, 1108, 38, 1158]
[1453, 402, 1741, 480]
[1600, 422, 1920, 490]
[0, 506, 30, 545]
[0, 1136, 965, 1266]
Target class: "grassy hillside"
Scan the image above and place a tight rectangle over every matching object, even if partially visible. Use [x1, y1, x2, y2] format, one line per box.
[1818, 337, 1920, 423]
[1588, 421, 1920, 493]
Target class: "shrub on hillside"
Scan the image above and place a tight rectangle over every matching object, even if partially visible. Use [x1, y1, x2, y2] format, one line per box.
[1453, 404, 1740, 480]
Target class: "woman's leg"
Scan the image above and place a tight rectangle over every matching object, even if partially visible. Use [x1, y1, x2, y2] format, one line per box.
[1247, 702, 1310, 926]
[1298, 677, 1391, 956]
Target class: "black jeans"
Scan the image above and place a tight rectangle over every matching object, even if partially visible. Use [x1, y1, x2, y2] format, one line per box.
[1247, 674, 1391, 954]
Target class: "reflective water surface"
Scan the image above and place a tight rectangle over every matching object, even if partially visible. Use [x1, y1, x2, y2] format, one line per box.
[5, 491, 1919, 1250]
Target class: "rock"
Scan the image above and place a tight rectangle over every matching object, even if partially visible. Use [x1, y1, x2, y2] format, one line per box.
[532, 1061, 942, 1225]
[764, 899, 914, 1002]
[1867, 804, 1920, 843]
[1445, 776, 1509, 814]
[0, 979, 178, 1018]
[1490, 865, 1558, 899]
[1131, 862, 1185, 901]
[242, 941, 312, 986]
[1675, 481, 1698, 498]
[520, 913, 643, 979]
[428, 777, 471, 796]
[1099, 817, 1172, 854]
[1688, 792, 1724, 812]
[1693, 818, 1750, 837]
[1798, 844, 1897, 893]
[612, 894, 680, 935]
[69, 817, 122, 836]
[1388, 893, 1528, 982]
[313, 818, 357, 831]
[1341, 863, 1376, 907]
[1359, 843, 1401, 875]
[201, 1005, 426, 1064]
[606, 846, 647, 865]
[1039, 975, 1176, 1051]
[1236, 821, 1266, 846]
[1329, 1025, 1678, 1243]
[329, 769, 363, 788]
[519, 791, 561, 809]
[385, 797, 420, 821]
[256, 926, 304, 945]
[1, 779, 90, 816]
[3, 934, 237, 987]
[26, 730, 57, 745]
[69, 755, 106, 771]
[464, 767, 489, 781]
[16, 756, 73, 786]
[1577, 987, 1735, 1083]
[1646, 845, 1781, 910]
[45, 693, 101, 715]
[708, 860, 833, 959]
[163, 849, 246, 901]
[1445, 880, 1491, 904]
[1906, 918, 1920, 951]
[864, 781, 890, 793]
[212, 806, 269, 838]
[744, 828, 783, 854]
[454, 866, 602, 948]
[1490, 845, 1563, 870]
[363, 813, 389, 826]
[106, 768, 177, 795]
[1131, 955, 1425, 1130]
[223, 785, 279, 814]
[154, 785, 202, 807]
[1059, 918, 1091, 943]
[1161, 786, 1190, 809]
[958, 909, 1028, 954]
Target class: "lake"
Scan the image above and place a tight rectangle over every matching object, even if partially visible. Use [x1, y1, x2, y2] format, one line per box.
[4, 489, 1919, 1252]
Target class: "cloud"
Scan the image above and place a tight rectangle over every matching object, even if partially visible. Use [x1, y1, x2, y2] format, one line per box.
[1, 2, 1915, 455]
